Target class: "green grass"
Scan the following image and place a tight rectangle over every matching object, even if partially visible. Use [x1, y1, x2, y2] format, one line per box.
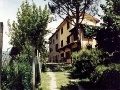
[55, 72, 70, 89]
[38, 72, 50, 90]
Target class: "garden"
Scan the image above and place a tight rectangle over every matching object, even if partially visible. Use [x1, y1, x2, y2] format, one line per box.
[1, 0, 120, 90]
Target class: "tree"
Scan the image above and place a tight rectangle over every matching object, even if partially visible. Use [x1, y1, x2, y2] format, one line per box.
[8, 1, 50, 54]
[82, 24, 98, 49]
[48, 0, 99, 50]
[96, 0, 120, 54]
[91, 1, 120, 89]
[7, 1, 50, 89]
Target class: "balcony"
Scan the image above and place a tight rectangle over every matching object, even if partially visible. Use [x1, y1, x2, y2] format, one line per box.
[57, 40, 78, 52]
[69, 27, 78, 41]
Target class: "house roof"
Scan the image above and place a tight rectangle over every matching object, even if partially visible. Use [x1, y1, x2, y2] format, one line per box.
[49, 13, 100, 40]
[56, 13, 100, 29]
[83, 13, 100, 23]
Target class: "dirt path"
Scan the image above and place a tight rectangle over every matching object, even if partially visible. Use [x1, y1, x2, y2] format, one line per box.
[47, 72, 58, 90]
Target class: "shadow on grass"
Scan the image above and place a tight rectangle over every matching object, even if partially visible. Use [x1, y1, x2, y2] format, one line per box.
[59, 81, 95, 90]
[65, 73, 107, 90]
[59, 83, 79, 90]
[59, 81, 110, 90]
[78, 81, 97, 90]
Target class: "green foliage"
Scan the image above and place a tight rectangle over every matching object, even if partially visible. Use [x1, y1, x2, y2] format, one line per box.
[72, 48, 103, 66]
[90, 65, 108, 83]
[2, 56, 32, 90]
[70, 1, 120, 89]
[90, 64, 120, 89]
[8, 1, 50, 52]
[82, 24, 98, 39]
[48, 0, 99, 19]
[71, 48, 103, 78]
[5, 1, 51, 89]
[48, 0, 100, 50]
[96, 0, 120, 53]
[83, 1, 120, 89]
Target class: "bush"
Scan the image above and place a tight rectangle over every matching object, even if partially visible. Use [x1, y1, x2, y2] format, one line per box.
[2, 56, 32, 90]
[90, 65, 108, 83]
[90, 64, 120, 89]
[71, 48, 103, 79]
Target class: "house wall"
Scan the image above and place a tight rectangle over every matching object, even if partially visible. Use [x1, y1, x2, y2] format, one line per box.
[49, 30, 61, 62]
[59, 21, 72, 48]
[49, 15, 99, 63]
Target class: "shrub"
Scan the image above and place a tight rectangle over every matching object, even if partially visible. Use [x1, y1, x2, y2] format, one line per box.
[100, 69, 120, 89]
[71, 48, 103, 79]
[90, 65, 108, 83]
[90, 64, 120, 89]
[2, 56, 32, 90]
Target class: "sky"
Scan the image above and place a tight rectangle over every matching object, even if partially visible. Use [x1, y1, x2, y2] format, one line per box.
[0, 0, 62, 51]
[0, 0, 104, 51]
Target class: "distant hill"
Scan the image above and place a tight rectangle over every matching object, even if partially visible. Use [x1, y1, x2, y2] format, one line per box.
[2, 51, 9, 60]
[2, 51, 10, 65]
[2, 51, 9, 55]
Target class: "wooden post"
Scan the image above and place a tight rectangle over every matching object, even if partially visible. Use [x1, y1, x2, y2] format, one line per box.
[0, 22, 3, 90]
[32, 47, 35, 90]
[37, 51, 41, 85]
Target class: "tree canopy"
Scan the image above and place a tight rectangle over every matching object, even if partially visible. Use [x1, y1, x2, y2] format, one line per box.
[8, 1, 50, 54]
[96, 0, 120, 53]
[48, 0, 99, 24]
[48, 0, 100, 50]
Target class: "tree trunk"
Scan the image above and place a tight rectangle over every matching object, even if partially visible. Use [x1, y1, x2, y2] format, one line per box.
[32, 47, 35, 90]
[76, 4, 81, 51]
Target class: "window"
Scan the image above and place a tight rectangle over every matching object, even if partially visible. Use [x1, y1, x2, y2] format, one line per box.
[67, 21, 70, 29]
[53, 39, 54, 44]
[56, 34, 58, 39]
[49, 40, 52, 44]
[61, 28, 63, 34]
[67, 36, 70, 44]
[50, 48, 52, 52]
[55, 55, 58, 62]
[61, 40, 63, 47]
[55, 44, 58, 51]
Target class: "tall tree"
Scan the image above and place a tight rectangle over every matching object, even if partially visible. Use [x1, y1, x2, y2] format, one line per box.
[96, 0, 120, 63]
[8, 1, 50, 54]
[48, 0, 99, 50]
[96, 0, 120, 53]
[8, 1, 50, 89]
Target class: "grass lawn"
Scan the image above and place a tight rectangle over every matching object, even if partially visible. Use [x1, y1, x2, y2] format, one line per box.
[38, 72, 51, 90]
[55, 72, 70, 89]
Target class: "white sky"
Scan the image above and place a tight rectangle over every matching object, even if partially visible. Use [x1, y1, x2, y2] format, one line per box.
[0, 0, 104, 51]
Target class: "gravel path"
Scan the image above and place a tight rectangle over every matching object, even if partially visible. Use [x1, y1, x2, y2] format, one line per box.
[47, 72, 58, 90]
